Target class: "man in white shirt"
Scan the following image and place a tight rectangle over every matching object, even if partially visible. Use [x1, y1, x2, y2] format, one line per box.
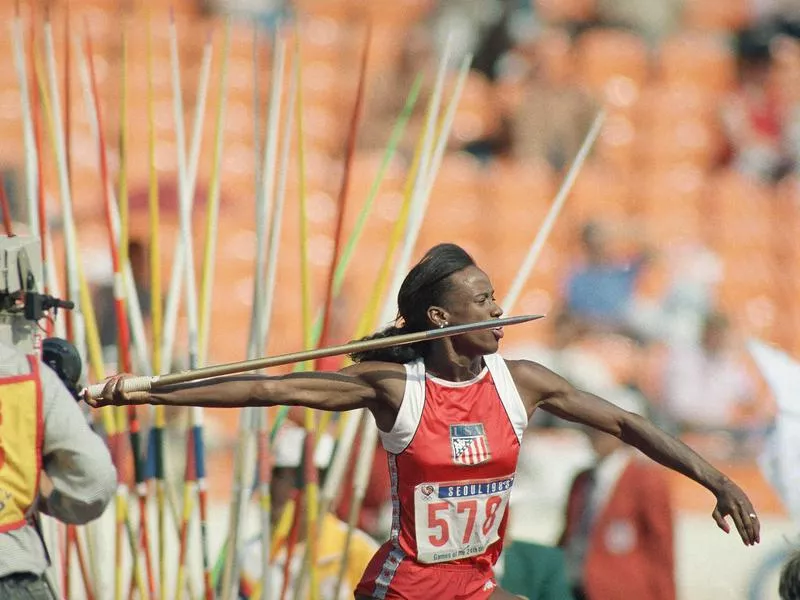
[662, 312, 757, 431]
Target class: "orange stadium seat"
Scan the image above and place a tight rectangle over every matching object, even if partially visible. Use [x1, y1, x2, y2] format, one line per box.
[704, 170, 775, 247]
[479, 160, 566, 304]
[417, 154, 483, 249]
[449, 72, 501, 146]
[637, 167, 704, 246]
[773, 180, 800, 259]
[574, 28, 650, 99]
[635, 85, 718, 128]
[345, 151, 406, 199]
[637, 119, 721, 169]
[363, 25, 406, 77]
[634, 85, 723, 168]
[293, 0, 352, 20]
[657, 33, 736, 94]
[682, 0, 750, 31]
[566, 161, 632, 223]
[480, 159, 558, 248]
[299, 18, 347, 64]
[594, 111, 637, 171]
[0, 90, 23, 164]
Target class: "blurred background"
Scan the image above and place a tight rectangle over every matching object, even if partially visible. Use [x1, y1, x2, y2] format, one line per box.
[2, 0, 800, 598]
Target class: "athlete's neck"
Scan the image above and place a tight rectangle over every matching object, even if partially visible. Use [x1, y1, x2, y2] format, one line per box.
[425, 348, 484, 382]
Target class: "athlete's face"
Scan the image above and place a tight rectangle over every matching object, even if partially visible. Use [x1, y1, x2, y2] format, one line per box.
[428, 266, 504, 355]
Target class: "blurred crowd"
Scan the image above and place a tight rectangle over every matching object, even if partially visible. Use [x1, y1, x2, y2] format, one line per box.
[70, 0, 794, 532]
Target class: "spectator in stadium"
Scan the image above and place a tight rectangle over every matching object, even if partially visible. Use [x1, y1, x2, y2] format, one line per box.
[559, 395, 675, 600]
[780, 548, 800, 600]
[721, 29, 795, 184]
[660, 311, 760, 436]
[507, 27, 598, 172]
[563, 220, 653, 332]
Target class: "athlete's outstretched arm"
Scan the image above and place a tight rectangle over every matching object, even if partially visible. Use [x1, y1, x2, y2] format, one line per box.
[508, 359, 761, 547]
[92, 362, 405, 416]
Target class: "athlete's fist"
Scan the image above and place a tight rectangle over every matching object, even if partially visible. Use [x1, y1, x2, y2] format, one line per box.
[84, 374, 152, 407]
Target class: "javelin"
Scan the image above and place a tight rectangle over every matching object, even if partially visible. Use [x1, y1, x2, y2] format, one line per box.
[84, 314, 543, 398]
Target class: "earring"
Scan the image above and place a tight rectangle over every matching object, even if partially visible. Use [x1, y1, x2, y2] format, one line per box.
[441, 322, 448, 328]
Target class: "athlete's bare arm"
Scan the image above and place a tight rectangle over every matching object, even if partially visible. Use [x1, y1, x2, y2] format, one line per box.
[506, 359, 761, 547]
[95, 362, 406, 431]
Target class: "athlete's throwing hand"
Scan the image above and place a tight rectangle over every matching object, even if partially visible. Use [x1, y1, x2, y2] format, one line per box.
[712, 479, 760, 546]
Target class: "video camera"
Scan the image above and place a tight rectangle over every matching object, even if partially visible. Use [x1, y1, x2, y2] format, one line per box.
[0, 235, 74, 354]
[1, 236, 81, 397]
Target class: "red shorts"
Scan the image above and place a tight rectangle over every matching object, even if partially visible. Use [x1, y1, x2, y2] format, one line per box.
[355, 542, 498, 600]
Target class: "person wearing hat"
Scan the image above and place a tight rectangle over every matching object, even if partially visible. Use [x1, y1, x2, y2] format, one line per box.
[239, 424, 379, 599]
[559, 392, 676, 600]
[0, 338, 116, 599]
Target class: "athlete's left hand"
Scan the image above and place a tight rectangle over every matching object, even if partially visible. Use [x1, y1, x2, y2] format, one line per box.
[712, 479, 760, 546]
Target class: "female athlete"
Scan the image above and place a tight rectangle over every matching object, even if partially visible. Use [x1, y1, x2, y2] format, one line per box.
[94, 243, 760, 600]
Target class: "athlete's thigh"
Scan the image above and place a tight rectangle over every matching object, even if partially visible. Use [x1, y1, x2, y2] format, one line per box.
[489, 587, 529, 600]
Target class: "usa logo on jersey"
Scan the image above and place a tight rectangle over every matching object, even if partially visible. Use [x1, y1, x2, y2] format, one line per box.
[450, 423, 491, 466]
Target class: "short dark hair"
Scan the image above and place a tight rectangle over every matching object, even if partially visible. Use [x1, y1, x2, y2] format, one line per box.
[780, 549, 800, 600]
[350, 243, 476, 363]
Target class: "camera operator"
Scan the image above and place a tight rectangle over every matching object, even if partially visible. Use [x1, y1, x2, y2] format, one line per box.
[0, 338, 116, 599]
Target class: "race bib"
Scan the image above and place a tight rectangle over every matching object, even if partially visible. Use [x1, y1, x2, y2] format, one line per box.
[413, 475, 514, 564]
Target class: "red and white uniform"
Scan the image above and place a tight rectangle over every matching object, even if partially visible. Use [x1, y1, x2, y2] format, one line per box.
[356, 354, 528, 599]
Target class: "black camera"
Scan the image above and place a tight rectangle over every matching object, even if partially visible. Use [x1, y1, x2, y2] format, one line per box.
[1, 235, 79, 397]
[41, 338, 83, 401]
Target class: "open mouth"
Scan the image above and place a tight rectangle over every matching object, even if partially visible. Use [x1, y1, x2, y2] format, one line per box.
[492, 327, 504, 340]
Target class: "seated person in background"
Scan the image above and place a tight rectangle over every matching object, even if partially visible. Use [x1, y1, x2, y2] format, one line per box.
[661, 311, 760, 435]
[560, 395, 675, 600]
[564, 221, 653, 334]
[239, 424, 378, 600]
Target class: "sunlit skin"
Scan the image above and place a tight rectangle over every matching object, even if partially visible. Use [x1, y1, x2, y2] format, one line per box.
[93, 260, 761, 599]
[423, 266, 504, 381]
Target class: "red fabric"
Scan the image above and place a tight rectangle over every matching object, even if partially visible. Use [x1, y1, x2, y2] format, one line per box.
[388, 371, 520, 566]
[561, 460, 676, 600]
[315, 355, 345, 372]
[747, 95, 782, 140]
[355, 541, 498, 600]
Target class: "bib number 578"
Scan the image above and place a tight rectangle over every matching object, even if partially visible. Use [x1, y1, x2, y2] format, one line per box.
[427, 496, 503, 547]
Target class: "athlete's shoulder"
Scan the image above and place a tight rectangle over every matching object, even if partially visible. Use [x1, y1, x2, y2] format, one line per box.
[341, 361, 412, 419]
[499, 358, 571, 398]
[500, 357, 546, 378]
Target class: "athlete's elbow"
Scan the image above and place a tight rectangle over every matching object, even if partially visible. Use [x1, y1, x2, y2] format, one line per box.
[250, 379, 283, 406]
[617, 411, 651, 444]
